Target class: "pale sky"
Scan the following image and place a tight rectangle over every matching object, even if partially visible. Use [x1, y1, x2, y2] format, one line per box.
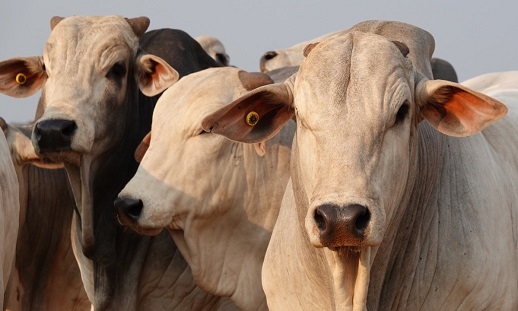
[1, 0, 517, 122]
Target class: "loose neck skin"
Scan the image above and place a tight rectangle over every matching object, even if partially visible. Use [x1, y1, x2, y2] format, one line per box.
[171, 130, 293, 311]
[288, 118, 424, 310]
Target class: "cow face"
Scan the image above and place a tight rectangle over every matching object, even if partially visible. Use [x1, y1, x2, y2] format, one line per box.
[0, 16, 178, 164]
[116, 67, 273, 234]
[203, 31, 506, 253]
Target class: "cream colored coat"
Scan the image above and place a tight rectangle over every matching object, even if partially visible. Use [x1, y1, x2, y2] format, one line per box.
[204, 26, 517, 310]
[118, 67, 295, 310]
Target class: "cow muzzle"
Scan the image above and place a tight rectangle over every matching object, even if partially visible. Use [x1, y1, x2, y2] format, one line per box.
[115, 196, 163, 236]
[312, 203, 371, 249]
[33, 118, 77, 153]
[259, 51, 277, 73]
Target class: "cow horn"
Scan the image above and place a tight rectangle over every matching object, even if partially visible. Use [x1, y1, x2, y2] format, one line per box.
[50, 16, 65, 30]
[126, 17, 150, 38]
[238, 71, 274, 91]
[303, 42, 320, 57]
[391, 41, 410, 58]
[0, 117, 7, 134]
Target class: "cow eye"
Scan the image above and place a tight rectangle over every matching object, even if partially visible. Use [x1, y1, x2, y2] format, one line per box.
[198, 129, 210, 136]
[107, 62, 126, 79]
[395, 101, 409, 124]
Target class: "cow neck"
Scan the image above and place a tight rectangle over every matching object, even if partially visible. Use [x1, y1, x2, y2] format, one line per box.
[16, 166, 86, 309]
[174, 133, 292, 311]
[366, 121, 445, 309]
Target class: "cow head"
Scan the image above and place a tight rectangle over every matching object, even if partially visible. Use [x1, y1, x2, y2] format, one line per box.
[196, 35, 230, 66]
[0, 16, 179, 260]
[0, 15, 178, 163]
[116, 67, 275, 234]
[202, 30, 507, 306]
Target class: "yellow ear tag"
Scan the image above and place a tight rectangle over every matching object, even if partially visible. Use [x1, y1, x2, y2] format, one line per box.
[15, 73, 27, 85]
[245, 111, 259, 126]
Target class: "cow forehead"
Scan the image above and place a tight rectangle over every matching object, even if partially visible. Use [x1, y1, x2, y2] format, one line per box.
[295, 32, 412, 116]
[152, 67, 249, 135]
[44, 16, 138, 64]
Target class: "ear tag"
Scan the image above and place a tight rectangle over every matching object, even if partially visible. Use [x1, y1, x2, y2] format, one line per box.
[245, 111, 259, 126]
[15, 73, 27, 85]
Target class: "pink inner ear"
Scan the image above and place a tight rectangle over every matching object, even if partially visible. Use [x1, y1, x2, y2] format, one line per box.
[423, 85, 508, 137]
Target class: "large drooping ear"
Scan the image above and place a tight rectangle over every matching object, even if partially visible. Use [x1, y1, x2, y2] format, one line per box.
[134, 131, 151, 162]
[126, 17, 150, 38]
[202, 76, 295, 143]
[137, 54, 179, 97]
[0, 118, 62, 169]
[417, 79, 507, 137]
[0, 57, 46, 98]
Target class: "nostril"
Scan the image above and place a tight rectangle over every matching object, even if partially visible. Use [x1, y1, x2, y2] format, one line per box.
[354, 208, 371, 233]
[314, 209, 326, 230]
[115, 197, 143, 223]
[263, 51, 277, 60]
[61, 121, 77, 137]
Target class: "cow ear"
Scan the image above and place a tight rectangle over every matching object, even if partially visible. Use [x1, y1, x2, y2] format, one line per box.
[202, 80, 295, 143]
[417, 79, 507, 137]
[137, 54, 179, 97]
[1, 118, 62, 169]
[0, 57, 46, 98]
[134, 131, 151, 163]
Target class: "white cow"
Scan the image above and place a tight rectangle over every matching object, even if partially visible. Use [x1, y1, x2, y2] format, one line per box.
[196, 35, 230, 66]
[0, 15, 230, 310]
[203, 26, 518, 310]
[116, 66, 295, 310]
[259, 31, 339, 73]
[0, 126, 19, 309]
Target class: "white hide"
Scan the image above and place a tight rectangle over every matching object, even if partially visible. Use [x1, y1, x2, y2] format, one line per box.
[118, 67, 294, 310]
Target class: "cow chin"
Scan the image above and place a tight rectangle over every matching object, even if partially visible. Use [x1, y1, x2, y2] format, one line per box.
[36, 149, 81, 167]
[117, 212, 163, 236]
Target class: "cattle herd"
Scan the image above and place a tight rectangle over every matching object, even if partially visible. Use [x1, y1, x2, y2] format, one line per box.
[0, 15, 516, 311]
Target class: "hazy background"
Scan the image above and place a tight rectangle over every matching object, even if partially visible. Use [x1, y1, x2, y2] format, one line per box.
[1, 0, 516, 122]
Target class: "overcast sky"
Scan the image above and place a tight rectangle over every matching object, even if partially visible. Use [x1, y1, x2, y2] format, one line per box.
[1, 0, 517, 122]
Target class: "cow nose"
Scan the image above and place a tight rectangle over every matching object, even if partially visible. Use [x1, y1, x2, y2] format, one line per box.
[314, 204, 371, 247]
[115, 197, 143, 223]
[259, 51, 278, 72]
[33, 119, 77, 152]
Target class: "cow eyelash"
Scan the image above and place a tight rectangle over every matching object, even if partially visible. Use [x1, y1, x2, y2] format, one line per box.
[395, 101, 410, 124]
[106, 62, 126, 79]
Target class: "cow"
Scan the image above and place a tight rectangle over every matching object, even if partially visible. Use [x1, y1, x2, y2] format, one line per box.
[0, 15, 234, 310]
[0, 123, 19, 310]
[431, 57, 458, 82]
[115, 66, 294, 310]
[202, 23, 518, 310]
[196, 35, 230, 66]
[259, 31, 338, 73]
[0, 119, 90, 311]
[259, 28, 458, 82]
